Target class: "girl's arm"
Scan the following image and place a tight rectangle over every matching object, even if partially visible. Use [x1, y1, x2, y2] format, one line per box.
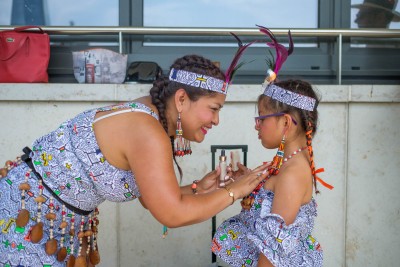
[270, 163, 312, 225]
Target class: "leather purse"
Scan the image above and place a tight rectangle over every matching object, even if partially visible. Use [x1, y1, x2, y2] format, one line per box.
[0, 25, 50, 83]
[125, 61, 163, 83]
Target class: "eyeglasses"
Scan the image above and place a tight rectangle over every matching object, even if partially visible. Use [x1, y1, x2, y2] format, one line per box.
[254, 112, 298, 127]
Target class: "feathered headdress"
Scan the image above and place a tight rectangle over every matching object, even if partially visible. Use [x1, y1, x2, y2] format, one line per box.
[224, 32, 256, 86]
[257, 25, 294, 84]
[258, 26, 317, 111]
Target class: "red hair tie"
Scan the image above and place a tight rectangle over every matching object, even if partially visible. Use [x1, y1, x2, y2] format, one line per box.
[313, 168, 334, 190]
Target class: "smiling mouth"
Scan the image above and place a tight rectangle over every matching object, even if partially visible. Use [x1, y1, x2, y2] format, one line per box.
[201, 127, 209, 134]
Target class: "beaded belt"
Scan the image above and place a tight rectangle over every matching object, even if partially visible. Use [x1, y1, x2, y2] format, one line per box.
[21, 146, 93, 216]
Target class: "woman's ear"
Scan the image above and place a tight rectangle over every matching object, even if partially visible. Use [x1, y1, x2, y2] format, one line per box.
[174, 88, 187, 112]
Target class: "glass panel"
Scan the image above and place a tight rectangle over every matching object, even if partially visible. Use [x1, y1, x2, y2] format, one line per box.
[0, 0, 118, 26]
[350, 0, 400, 48]
[0, 1, 12, 25]
[144, 0, 318, 28]
[350, 0, 400, 29]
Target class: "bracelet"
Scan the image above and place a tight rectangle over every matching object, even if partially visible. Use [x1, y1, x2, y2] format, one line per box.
[191, 180, 199, 194]
[224, 186, 235, 205]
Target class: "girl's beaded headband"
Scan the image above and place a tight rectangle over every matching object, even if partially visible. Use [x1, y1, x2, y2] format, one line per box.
[262, 84, 316, 111]
[168, 33, 255, 95]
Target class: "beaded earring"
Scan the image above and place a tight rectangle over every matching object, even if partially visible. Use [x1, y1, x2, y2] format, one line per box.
[268, 134, 286, 176]
[174, 112, 192, 156]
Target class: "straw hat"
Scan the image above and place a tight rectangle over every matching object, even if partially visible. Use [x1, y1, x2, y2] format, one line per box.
[351, 0, 400, 22]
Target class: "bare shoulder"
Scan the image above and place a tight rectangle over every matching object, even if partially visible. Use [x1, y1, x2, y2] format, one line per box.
[277, 160, 311, 186]
[274, 159, 313, 203]
[93, 106, 167, 170]
[122, 112, 171, 161]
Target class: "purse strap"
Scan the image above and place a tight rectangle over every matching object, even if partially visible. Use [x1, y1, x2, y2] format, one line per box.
[14, 25, 45, 34]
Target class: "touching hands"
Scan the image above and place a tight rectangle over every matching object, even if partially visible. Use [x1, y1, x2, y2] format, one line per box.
[196, 166, 234, 194]
[229, 162, 251, 180]
[195, 161, 272, 202]
[227, 162, 271, 200]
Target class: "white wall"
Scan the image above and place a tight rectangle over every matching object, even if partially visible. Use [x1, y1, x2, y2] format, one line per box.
[0, 84, 399, 267]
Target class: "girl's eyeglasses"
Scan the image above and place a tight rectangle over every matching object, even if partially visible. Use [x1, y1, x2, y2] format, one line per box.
[254, 112, 298, 127]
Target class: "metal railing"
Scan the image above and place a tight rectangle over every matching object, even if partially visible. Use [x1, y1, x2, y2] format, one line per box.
[2, 26, 400, 84]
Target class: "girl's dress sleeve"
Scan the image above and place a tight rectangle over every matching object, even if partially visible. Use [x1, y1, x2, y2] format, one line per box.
[246, 198, 320, 266]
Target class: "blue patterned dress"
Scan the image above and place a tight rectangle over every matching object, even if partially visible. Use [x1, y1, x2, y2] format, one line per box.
[212, 187, 323, 267]
[0, 102, 158, 266]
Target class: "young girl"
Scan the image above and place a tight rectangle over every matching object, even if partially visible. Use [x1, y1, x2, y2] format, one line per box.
[211, 27, 333, 267]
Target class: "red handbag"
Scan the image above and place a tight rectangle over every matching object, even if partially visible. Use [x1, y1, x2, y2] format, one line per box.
[0, 25, 50, 83]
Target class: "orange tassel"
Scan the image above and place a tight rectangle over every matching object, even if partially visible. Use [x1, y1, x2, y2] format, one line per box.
[313, 168, 334, 190]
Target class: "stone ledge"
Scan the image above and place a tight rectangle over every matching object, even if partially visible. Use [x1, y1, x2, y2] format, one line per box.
[0, 83, 398, 102]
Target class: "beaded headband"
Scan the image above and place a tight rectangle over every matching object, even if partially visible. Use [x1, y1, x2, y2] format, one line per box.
[168, 33, 254, 95]
[262, 84, 316, 111]
[169, 68, 227, 94]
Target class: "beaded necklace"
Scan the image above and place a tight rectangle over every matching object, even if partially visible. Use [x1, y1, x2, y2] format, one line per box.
[240, 146, 307, 210]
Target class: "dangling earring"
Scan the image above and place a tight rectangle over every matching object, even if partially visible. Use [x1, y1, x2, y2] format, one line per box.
[269, 134, 285, 176]
[175, 112, 191, 156]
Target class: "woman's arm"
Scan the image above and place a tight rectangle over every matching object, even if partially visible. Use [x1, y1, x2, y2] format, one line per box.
[124, 114, 268, 227]
[180, 167, 221, 195]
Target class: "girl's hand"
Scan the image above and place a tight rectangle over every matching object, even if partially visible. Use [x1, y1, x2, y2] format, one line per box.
[230, 162, 251, 180]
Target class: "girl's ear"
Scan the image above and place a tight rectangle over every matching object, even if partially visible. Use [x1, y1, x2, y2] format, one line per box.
[282, 113, 293, 130]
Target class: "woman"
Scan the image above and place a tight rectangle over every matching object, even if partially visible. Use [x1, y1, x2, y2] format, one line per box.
[0, 54, 268, 266]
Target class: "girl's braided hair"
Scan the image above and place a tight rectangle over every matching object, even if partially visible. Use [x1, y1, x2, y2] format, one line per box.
[258, 79, 321, 193]
[150, 54, 225, 179]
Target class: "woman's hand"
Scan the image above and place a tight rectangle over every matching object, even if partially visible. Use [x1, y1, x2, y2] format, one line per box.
[196, 167, 220, 194]
[228, 162, 271, 200]
[197, 165, 239, 194]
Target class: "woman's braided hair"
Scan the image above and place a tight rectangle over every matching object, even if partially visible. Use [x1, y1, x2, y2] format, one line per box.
[258, 79, 321, 193]
[150, 54, 225, 179]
